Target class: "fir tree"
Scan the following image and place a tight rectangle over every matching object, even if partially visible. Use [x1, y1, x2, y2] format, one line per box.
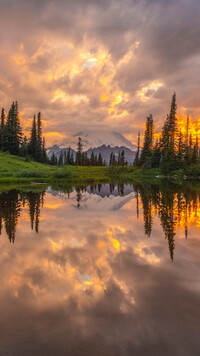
[134, 132, 140, 167]
[70, 151, 74, 165]
[58, 150, 64, 166]
[191, 135, 199, 164]
[177, 131, 185, 168]
[50, 152, 57, 165]
[151, 138, 161, 168]
[98, 153, 103, 166]
[109, 152, 117, 166]
[140, 114, 154, 166]
[66, 147, 71, 165]
[90, 151, 95, 166]
[0, 108, 5, 151]
[76, 137, 83, 165]
[20, 136, 28, 160]
[120, 150, 126, 166]
[28, 115, 37, 159]
[36, 112, 43, 161]
[3, 102, 23, 155]
[42, 137, 47, 163]
[160, 93, 178, 172]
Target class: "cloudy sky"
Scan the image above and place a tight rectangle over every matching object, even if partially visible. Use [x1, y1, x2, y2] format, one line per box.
[0, 0, 200, 144]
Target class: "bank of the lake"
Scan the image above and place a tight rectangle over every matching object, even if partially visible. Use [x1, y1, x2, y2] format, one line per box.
[0, 152, 200, 185]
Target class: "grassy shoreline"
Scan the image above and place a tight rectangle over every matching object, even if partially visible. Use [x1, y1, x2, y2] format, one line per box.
[0, 152, 200, 186]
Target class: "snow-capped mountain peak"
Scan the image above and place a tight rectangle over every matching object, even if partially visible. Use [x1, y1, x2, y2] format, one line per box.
[58, 130, 136, 151]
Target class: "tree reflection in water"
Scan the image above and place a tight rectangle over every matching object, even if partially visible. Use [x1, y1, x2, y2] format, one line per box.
[0, 183, 200, 261]
[135, 182, 200, 261]
[0, 190, 45, 242]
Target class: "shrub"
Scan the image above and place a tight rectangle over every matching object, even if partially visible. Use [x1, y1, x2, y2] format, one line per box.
[53, 169, 72, 179]
[16, 170, 48, 178]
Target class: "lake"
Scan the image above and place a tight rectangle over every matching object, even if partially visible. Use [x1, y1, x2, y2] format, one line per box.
[0, 182, 200, 356]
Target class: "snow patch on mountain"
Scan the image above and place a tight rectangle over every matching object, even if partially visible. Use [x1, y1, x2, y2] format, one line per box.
[58, 130, 136, 151]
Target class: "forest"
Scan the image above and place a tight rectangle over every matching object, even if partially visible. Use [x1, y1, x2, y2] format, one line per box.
[0, 94, 199, 173]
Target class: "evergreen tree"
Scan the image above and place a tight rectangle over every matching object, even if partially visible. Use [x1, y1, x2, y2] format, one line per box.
[94, 154, 98, 166]
[20, 136, 28, 160]
[184, 115, 191, 165]
[109, 152, 117, 166]
[0, 108, 5, 151]
[36, 112, 43, 161]
[28, 112, 46, 162]
[140, 114, 154, 166]
[161, 93, 178, 152]
[64, 151, 67, 165]
[120, 150, 126, 166]
[28, 115, 37, 159]
[98, 153, 103, 166]
[160, 93, 178, 172]
[151, 138, 161, 168]
[191, 135, 199, 164]
[76, 137, 83, 165]
[177, 131, 185, 168]
[66, 147, 71, 164]
[70, 151, 74, 165]
[3, 102, 23, 155]
[82, 152, 88, 166]
[58, 150, 64, 165]
[90, 151, 95, 166]
[134, 132, 140, 167]
[42, 137, 47, 163]
[50, 152, 57, 165]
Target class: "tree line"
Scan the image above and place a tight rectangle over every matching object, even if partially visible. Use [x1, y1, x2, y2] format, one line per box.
[51, 136, 128, 166]
[0, 102, 47, 162]
[134, 93, 199, 172]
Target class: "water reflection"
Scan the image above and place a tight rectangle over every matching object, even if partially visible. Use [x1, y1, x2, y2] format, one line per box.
[0, 190, 44, 242]
[0, 184, 200, 262]
[0, 183, 200, 355]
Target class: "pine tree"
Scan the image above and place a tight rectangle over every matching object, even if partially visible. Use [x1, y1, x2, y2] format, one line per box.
[42, 137, 47, 163]
[98, 153, 103, 166]
[151, 138, 161, 168]
[168, 92, 178, 150]
[66, 147, 71, 165]
[120, 150, 125, 166]
[0, 108, 5, 151]
[177, 131, 185, 168]
[36, 112, 43, 161]
[20, 135, 28, 159]
[109, 152, 117, 166]
[185, 115, 191, 165]
[3, 102, 23, 155]
[94, 154, 98, 166]
[82, 152, 88, 166]
[191, 134, 199, 164]
[134, 132, 140, 167]
[28, 115, 37, 159]
[140, 114, 154, 166]
[160, 93, 178, 172]
[50, 152, 57, 165]
[76, 137, 83, 165]
[90, 151, 95, 166]
[58, 150, 64, 166]
[70, 151, 74, 165]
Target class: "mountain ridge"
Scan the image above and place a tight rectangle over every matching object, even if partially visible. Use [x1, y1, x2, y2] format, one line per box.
[47, 130, 137, 164]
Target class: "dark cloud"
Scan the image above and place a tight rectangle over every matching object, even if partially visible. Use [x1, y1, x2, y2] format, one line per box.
[0, 0, 199, 142]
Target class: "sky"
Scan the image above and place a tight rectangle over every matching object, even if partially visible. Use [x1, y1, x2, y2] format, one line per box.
[0, 0, 200, 145]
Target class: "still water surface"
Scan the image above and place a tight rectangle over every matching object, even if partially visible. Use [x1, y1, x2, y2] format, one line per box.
[0, 183, 200, 355]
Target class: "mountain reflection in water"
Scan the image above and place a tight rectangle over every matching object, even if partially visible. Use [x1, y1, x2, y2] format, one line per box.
[0, 183, 200, 355]
[0, 183, 200, 261]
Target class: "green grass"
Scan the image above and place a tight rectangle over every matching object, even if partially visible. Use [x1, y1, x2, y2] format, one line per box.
[0, 152, 200, 188]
